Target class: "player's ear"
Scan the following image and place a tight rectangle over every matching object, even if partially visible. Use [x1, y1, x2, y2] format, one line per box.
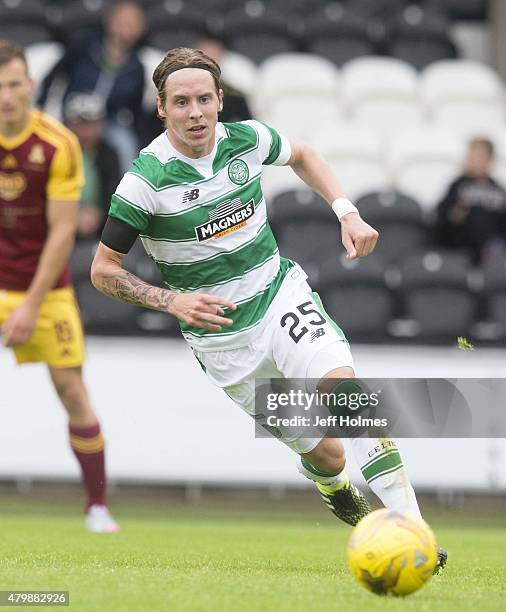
[156, 96, 166, 119]
[218, 89, 224, 112]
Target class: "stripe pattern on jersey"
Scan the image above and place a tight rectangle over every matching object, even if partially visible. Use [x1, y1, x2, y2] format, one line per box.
[109, 120, 293, 348]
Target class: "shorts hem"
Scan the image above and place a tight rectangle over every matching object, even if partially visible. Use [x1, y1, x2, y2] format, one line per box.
[15, 355, 84, 368]
[283, 435, 323, 454]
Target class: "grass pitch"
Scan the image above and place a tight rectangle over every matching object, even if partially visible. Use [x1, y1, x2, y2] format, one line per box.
[0, 493, 504, 612]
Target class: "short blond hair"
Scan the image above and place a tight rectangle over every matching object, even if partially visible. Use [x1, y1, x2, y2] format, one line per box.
[153, 47, 221, 108]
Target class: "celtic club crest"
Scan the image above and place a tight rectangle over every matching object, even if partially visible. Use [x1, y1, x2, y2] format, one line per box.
[228, 159, 249, 185]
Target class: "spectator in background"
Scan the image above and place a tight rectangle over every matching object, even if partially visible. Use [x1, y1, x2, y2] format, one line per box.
[436, 137, 506, 264]
[64, 94, 121, 240]
[194, 37, 252, 123]
[38, 1, 146, 172]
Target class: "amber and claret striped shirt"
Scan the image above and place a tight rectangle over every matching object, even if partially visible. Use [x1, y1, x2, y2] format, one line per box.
[0, 109, 84, 291]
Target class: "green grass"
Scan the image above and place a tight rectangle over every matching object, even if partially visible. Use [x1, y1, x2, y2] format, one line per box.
[0, 496, 505, 612]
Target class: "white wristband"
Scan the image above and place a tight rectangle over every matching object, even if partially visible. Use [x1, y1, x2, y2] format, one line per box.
[331, 197, 359, 220]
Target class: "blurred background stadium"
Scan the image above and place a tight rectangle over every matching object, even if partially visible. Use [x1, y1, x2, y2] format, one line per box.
[1, 0, 505, 517]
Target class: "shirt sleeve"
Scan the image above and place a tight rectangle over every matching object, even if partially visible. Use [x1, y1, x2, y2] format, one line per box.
[243, 119, 292, 166]
[46, 131, 84, 201]
[108, 156, 158, 232]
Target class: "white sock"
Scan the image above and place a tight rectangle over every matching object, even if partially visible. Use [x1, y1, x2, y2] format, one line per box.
[350, 437, 422, 519]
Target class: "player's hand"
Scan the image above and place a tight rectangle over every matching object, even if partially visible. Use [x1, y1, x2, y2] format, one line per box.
[340, 213, 379, 260]
[2, 301, 39, 347]
[167, 292, 237, 331]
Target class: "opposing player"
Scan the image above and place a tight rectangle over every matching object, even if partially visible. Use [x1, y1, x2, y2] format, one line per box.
[91, 47, 445, 568]
[0, 42, 117, 533]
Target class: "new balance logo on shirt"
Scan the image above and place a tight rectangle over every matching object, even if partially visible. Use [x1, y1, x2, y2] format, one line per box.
[182, 188, 200, 204]
[310, 328, 325, 342]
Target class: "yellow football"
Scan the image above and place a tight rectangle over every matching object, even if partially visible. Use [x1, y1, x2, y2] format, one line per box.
[347, 509, 438, 596]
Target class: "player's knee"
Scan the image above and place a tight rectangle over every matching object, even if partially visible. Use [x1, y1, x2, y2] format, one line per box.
[53, 378, 88, 415]
[305, 439, 346, 474]
[322, 452, 346, 475]
[316, 452, 345, 475]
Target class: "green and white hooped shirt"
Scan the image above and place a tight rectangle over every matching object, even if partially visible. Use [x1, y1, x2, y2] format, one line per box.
[109, 120, 308, 351]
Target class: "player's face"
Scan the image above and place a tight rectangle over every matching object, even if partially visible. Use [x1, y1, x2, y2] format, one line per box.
[158, 68, 223, 159]
[0, 58, 33, 130]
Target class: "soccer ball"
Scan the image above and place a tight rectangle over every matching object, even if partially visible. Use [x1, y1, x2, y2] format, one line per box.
[347, 509, 438, 597]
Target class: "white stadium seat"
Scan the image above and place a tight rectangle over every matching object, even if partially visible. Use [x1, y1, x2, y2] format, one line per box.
[252, 53, 340, 119]
[421, 60, 505, 138]
[341, 56, 423, 142]
[25, 42, 63, 98]
[433, 103, 505, 140]
[389, 124, 466, 212]
[262, 99, 342, 141]
[421, 60, 503, 106]
[221, 50, 259, 97]
[349, 98, 424, 144]
[342, 56, 419, 104]
[261, 164, 306, 201]
[313, 123, 391, 199]
[138, 46, 165, 111]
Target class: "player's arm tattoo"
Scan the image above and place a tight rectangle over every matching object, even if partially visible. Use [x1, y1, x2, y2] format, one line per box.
[96, 269, 176, 312]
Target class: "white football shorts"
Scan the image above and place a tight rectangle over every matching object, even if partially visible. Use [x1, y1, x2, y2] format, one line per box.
[193, 281, 355, 454]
